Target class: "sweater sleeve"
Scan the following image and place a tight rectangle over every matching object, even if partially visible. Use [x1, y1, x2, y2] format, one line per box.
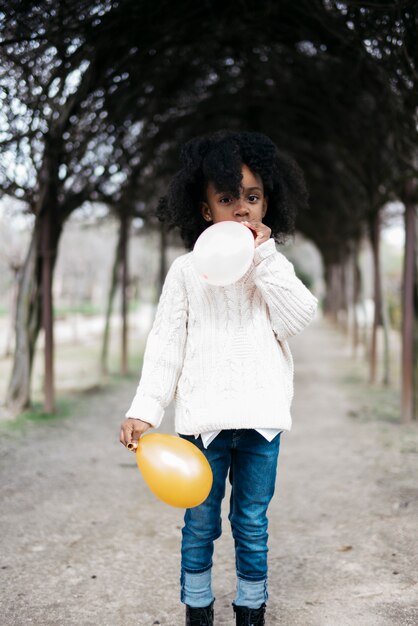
[124, 256, 188, 428]
[253, 238, 318, 342]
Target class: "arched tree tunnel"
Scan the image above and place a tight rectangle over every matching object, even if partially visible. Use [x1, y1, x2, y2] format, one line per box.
[1, 0, 417, 419]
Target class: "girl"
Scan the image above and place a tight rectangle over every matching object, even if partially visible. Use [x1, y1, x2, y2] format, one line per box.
[119, 130, 318, 626]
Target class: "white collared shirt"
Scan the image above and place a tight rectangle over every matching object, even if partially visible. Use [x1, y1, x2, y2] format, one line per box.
[196, 428, 283, 448]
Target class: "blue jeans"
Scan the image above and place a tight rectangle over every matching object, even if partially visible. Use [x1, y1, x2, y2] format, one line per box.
[179, 429, 281, 609]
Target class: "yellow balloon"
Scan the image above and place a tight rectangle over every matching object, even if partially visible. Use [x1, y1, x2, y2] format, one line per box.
[135, 434, 213, 508]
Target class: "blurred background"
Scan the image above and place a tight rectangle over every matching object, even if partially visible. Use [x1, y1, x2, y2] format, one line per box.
[0, 0, 416, 422]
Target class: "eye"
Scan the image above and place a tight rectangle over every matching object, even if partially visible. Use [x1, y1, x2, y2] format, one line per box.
[248, 195, 260, 202]
[219, 196, 232, 204]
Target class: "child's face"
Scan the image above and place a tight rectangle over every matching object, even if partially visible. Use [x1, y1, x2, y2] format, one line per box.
[201, 164, 268, 225]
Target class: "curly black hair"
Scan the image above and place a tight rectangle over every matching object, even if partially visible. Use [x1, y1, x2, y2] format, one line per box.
[156, 129, 309, 251]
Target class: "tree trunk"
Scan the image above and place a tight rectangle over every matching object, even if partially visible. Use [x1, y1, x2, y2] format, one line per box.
[352, 239, 362, 357]
[402, 188, 416, 422]
[345, 252, 355, 344]
[322, 262, 331, 317]
[356, 237, 370, 360]
[5, 212, 62, 415]
[158, 222, 168, 298]
[337, 262, 345, 328]
[380, 272, 391, 387]
[326, 263, 339, 324]
[368, 211, 383, 385]
[5, 227, 41, 414]
[100, 228, 122, 377]
[41, 207, 55, 413]
[120, 214, 130, 376]
[339, 259, 349, 336]
[4, 266, 21, 358]
[330, 263, 339, 324]
[414, 202, 418, 421]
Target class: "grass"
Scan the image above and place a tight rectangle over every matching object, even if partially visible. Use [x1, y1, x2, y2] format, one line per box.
[339, 360, 402, 424]
[54, 303, 104, 317]
[337, 355, 418, 460]
[0, 396, 77, 440]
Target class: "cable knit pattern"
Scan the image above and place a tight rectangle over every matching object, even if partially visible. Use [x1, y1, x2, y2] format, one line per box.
[125, 238, 319, 434]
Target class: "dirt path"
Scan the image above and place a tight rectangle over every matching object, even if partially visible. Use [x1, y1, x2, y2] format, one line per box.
[1, 317, 417, 626]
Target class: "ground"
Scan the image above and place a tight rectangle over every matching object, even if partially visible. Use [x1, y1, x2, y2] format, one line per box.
[0, 316, 417, 626]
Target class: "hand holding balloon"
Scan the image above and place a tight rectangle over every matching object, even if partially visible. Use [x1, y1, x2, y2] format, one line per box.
[119, 417, 152, 451]
[242, 220, 271, 247]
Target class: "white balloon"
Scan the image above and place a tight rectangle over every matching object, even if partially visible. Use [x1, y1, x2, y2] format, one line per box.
[192, 221, 255, 286]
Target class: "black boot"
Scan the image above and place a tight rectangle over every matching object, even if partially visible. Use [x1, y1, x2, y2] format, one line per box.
[233, 602, 266, 625]
[185, 600, 214, 626]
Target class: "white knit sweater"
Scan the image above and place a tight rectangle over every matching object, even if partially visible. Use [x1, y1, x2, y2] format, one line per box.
[125, 238, 318, 435]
